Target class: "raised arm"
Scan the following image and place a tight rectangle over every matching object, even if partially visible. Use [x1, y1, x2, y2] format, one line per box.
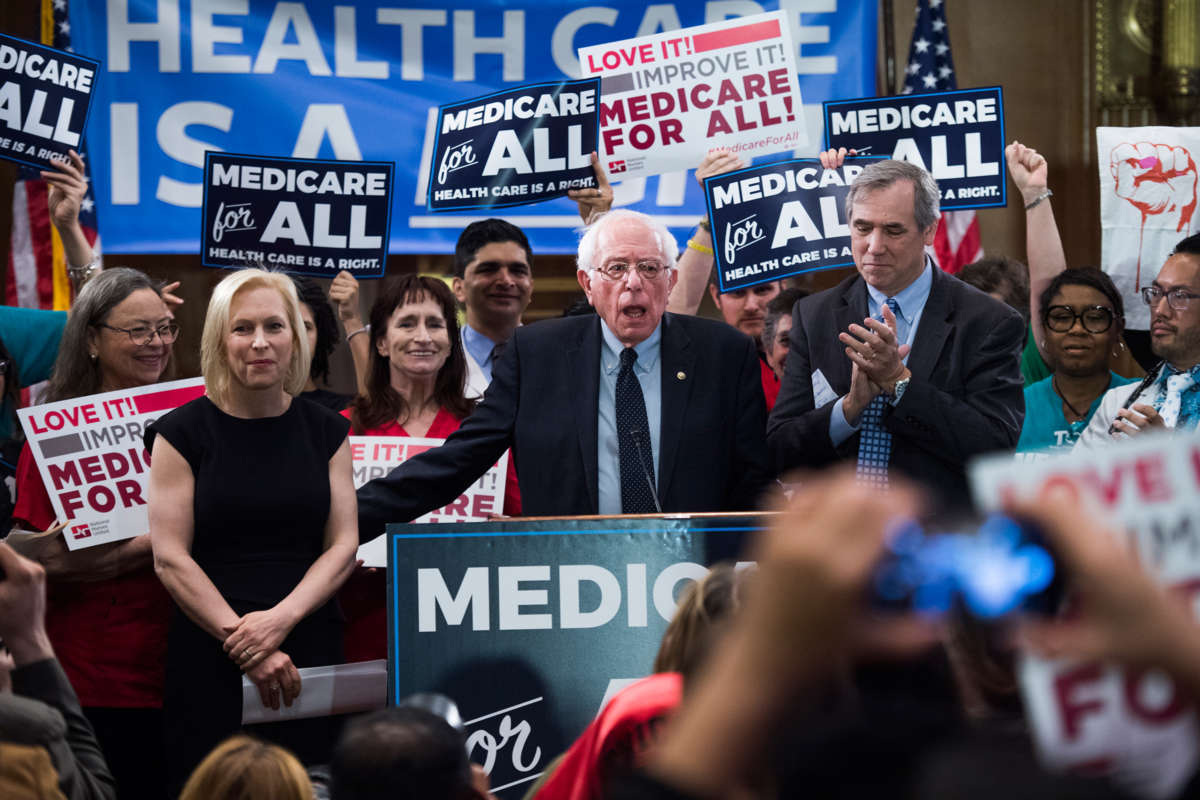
[569, 151, 613, 225]
[1006, 141, 1066, 367]
[41, 150, 95, 288]
[667, 149, 746, 315]
[329, 271, 369, 395]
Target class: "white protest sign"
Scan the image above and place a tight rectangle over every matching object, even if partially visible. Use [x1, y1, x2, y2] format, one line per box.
[351, 436, 509, 567]
[970, 430, 1200, 799]
[16, 378, 206, 551]
[1098, 126, 1200, 330]
[579, 11, 806, 182]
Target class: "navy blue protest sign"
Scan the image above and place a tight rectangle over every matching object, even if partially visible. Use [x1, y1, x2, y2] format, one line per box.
[0, 33, 99, 170]
[705, 156, 882, 292]
[823, 87, 1007, 210]
[387, 515, 756, 796]
[429, 78, 600, 212]
[201, 152, 393, 278]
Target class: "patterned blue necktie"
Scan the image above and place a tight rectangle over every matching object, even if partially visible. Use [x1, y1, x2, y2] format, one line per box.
[856, 298, 901, 489]
[616, 347, 657, 513]
[1155, 363, 1200, 431]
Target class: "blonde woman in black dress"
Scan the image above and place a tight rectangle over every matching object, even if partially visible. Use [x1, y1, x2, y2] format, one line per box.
[146, 268, 357, 794]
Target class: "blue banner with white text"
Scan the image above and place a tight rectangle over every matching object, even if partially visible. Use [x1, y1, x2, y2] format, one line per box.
[69, 0, 876, 254]
[823, 87, 1007, 211]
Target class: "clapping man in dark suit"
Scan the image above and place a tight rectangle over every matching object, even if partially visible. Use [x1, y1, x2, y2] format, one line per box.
[767, 156, 1024, 508]
[357, 209, 769, 538]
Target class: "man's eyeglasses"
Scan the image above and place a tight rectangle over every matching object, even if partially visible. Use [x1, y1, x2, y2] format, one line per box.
[1044, 305, 1115, 334]
[97, 322, 180, 346]
[0, 358, 10, 376]
[593, 261, 669, 281]
[1142, 285, 1200, 312]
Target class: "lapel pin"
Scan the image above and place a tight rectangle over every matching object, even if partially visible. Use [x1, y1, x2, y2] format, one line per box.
[676, 371, 686, 380]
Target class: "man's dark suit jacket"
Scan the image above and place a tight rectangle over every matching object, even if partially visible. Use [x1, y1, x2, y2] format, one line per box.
[358, 312, 770, 538]
[766, 267, 1024, 508]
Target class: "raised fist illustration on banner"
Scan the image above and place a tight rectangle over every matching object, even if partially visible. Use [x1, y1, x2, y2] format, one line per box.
[1110, 142, 1198, 288]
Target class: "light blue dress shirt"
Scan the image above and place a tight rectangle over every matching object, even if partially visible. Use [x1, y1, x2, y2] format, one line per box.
[462, 324, 500, 383]
[597, 320, 663, 515]
[829, 259, 934, 446]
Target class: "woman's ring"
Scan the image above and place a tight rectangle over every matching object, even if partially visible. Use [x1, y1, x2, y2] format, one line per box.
[270, 682, 280, 694]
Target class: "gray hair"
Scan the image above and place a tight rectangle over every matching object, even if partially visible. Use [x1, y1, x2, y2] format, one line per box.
[577, 209, 679, 272]
[845, 159, 941, 231]
[45, 267, 169, 403]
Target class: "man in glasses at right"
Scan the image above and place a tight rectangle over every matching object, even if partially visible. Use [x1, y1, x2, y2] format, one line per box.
[1078, 233, 1200, 446]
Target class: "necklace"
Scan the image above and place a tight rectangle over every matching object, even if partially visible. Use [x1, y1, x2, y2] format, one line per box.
[1051, 375, 1095, 423]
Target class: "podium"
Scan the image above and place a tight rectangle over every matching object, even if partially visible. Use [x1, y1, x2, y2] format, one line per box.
[384, 512, 764, 796]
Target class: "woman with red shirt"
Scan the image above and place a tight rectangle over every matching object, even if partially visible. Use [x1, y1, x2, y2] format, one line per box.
[12, 267, 177, 799]
[340, 274, 520, 661]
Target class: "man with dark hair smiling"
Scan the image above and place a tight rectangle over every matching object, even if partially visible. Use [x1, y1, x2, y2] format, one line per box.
[1078, 233, 1200, 445]
[452, 219, 536, 398]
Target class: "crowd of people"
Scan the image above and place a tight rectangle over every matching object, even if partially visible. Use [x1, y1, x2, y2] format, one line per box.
[1, 134, 1200, 800]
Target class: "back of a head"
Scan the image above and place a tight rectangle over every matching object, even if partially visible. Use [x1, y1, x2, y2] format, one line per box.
[454, 219, 532, 278]
[653, 562, 742, 679]
[958, 257, 1031, 318]
[331, 707, 473, 800]
[179, 735, 311, 800]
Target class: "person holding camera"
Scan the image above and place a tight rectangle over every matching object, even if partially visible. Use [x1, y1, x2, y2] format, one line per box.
[0, 542, 115, 800]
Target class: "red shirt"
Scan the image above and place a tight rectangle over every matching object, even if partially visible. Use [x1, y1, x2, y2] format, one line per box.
[12, 443, 170, 708]
[759, 353, 780, 412]
[532, 673, 682, 800]
[339, 406, 522, 662]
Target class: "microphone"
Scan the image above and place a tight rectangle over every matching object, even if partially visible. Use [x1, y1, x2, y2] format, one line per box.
[629, 428, 663, 514]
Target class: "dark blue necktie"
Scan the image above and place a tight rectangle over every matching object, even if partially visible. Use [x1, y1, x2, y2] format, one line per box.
[856, 298, 901, 489]
[616, 347, 657, 513]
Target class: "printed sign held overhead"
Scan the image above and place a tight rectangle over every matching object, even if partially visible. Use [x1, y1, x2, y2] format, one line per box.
[705, 157, 882, 292]
[0, 32, 100, 169]
[428, 79, 600, 212]
[579, 11, 807, 182]
[17, 379, 206, 551]
[202, 152, 394, 279]
[824, 86, 1007, 210]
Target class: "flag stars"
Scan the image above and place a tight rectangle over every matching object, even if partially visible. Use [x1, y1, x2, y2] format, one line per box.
[922, 73, 938, 88]
[80, 197, 94, 214]
[931, 0, 943, 7]
[53, 0, 65, 9]
[939, 65, 953, 78]
[935, 42, 949, 55]
[932, 18, 946, 32]
[914, 37, 931, 53]
[58, 20, 70, 35]
[907, 60, 921, 75]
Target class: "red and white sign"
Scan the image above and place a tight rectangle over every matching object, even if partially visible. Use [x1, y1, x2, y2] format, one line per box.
[351, 435, 508, 567]
[16, 378, 206, 551]
[578, 11, 806, 181]
[970, 431, 1200, 799]
[1098, 126, 1200, 330]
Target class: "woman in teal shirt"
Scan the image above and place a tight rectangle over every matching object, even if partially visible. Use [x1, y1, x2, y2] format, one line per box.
[1017, 269, 1135, 459]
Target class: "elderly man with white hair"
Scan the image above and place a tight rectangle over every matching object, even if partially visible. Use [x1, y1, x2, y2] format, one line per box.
[357, 209, 769, 537]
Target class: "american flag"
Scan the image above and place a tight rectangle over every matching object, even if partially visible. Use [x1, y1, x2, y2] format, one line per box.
[901, 0, 982, 275]
[6, 0, 102, 311]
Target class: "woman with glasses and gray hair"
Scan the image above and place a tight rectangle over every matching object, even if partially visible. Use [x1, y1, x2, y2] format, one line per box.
[10, 266, 179, 799]
[1015, 268, 1136, 459]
